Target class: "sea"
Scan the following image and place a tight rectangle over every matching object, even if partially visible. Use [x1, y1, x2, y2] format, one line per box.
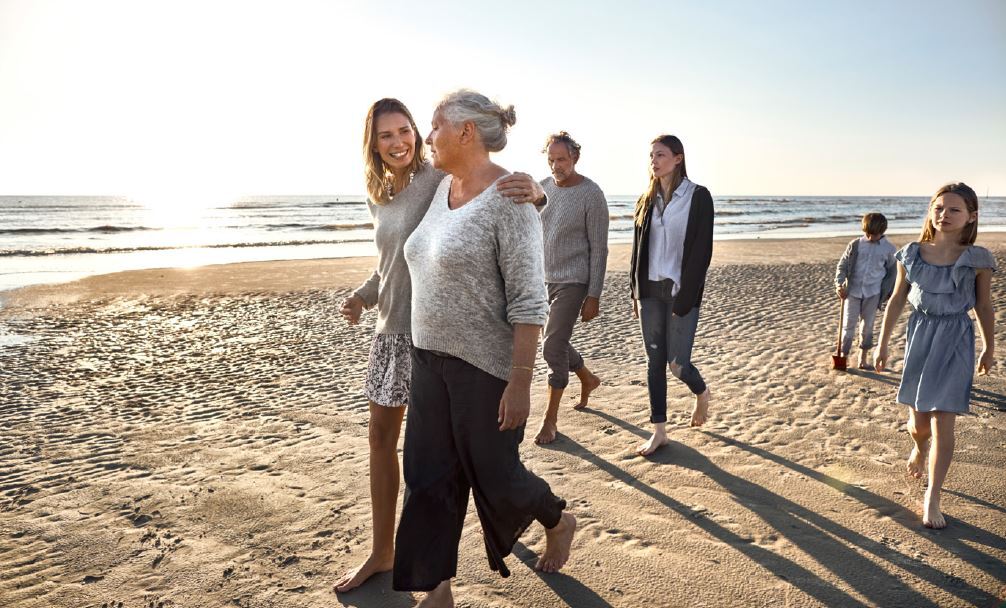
[2, 194, 1005, 297]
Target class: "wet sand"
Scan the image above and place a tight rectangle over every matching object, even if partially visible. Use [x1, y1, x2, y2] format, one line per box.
[1, 235, 1005, 608]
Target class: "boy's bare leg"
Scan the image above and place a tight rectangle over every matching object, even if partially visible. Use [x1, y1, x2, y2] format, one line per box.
[534, 512, 577, 573]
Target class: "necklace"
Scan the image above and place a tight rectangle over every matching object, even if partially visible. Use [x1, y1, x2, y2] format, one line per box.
[385, 171, 415, 200]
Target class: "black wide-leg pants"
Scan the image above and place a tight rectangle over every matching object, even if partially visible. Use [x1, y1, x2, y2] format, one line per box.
[392, 348, 566, 592]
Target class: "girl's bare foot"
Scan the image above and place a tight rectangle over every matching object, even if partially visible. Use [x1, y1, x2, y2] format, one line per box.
[535, 419, 558, 445]
[334, 552, 393, 592]
[573, 373, 601, 410]
[637, 431, 669, 456]
[535, 512, 576, 572]
[922, 490, 946, 529]
[906, 444, 926, 479]
[417, 580, 454, 608]
[690, 388, 711, 427]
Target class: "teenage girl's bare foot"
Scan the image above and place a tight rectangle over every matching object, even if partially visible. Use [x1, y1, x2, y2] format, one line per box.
[535, 419, 558, 445]
[690, 388, 711, 427]
[637, 431, 669, 456]
[573, 373, 601, 410]
[535, 512, 576, 573]
[923, 490, 946, 529]
[906, 443, 927, 479]
[416, 580, 454, 607]
[334, 552, 393, 592]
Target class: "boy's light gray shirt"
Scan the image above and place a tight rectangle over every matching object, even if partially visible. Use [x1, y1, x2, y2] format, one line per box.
[539, 176, 609, 298]
[353, 163, 444, 334]
[404, 174, 549, 381]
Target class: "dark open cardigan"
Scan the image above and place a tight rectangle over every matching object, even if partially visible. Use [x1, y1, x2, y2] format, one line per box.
[629, 185, 714, 316]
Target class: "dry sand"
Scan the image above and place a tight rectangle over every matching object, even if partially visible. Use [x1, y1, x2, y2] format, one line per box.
[1, 235, 1005, 608]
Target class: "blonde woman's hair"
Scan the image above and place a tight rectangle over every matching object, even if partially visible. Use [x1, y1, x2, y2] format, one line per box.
[919, 182, 979, 245]
[435, 89, 516, 153]
[362, 98, 426, 205]
[634, 135, 687, 227]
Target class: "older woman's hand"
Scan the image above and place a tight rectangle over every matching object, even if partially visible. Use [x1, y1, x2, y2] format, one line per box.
[496, 172, 545, 205]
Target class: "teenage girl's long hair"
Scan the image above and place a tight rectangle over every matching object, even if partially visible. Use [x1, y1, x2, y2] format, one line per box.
[918, 182, 979, 245]
[634, 135, 687, 227]
[362, 98, 427, 205]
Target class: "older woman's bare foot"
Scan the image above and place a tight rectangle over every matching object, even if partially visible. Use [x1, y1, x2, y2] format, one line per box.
[417, 580, 454, 607]
[637, 425, 668, 456]
[535, 512, 576, 573]
[535, 419, 558, 445]
[334, 552, 393, 592]
[922, 490, 946, 529]
[906, 443, 927, 479]
[573, 373, 601, 410]
[690, 388, 711, 427]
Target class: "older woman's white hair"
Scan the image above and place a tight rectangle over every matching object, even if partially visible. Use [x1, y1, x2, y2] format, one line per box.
[436, 89, 516, 152]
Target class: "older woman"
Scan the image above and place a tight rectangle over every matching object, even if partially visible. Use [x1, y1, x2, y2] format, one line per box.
[395, 90, 576, 606]
[335, 98, 545, 593]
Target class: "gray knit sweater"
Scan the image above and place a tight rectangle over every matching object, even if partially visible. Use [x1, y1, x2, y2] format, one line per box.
[404, 175, 549, 381]
[353, 162, 445, 334]
[539, 176, 609, 298]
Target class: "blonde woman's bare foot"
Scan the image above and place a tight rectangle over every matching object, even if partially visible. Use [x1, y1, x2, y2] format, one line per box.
[637, 432, 669, 456]
[690, 389, 711, 427]
[922, 490, 946, 529]
[906, 444, 927, 479]
[535, 512, 576, 573]
[535, 419, 558, 445]
[334, 552, 393, 592]
[573, 373, 601, 410]
[416, 580, 454, 607]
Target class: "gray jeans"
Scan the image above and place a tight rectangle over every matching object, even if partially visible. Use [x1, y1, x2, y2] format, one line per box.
[639, 278, 706, 424]
[841, 293, 881, 354]
[542, 282, 587, 389]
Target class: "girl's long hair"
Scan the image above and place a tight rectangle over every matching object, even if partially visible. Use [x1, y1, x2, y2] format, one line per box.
[362, 98, 426, 205]
[919, 182, 979, 245]
[634, 134, 687, 227]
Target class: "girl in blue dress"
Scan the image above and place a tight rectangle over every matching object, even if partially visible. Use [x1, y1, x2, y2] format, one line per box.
[875, 182, 996, 529]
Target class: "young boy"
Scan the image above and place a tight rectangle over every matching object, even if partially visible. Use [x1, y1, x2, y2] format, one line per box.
[835, 212, 897, 369]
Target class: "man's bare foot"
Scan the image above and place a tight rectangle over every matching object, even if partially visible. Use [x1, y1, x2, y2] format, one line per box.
[637, 431, 669, 456]
[334, 552, 393, 592]
[906, 444, 927, 479]
[535, 419, 558, 445]
[922, 490, 946, 529]
[690, 388, 711, 427]
[573, 373, 601, 410]
[535, 512, 576, 573]
[416, 580, 454, 608]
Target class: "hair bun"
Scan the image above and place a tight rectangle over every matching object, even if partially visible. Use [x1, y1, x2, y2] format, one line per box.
[499, 105, 516, 128]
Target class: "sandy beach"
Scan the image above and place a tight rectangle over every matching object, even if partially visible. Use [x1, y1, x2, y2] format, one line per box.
[1, 235, 1004, 608]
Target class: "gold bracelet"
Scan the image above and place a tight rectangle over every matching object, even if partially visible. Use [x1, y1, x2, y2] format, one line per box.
[512, 365, 534, 372]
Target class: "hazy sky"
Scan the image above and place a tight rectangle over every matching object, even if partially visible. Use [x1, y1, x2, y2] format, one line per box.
[1, 0, 1004, 199]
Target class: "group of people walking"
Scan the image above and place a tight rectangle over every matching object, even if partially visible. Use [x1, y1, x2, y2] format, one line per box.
[336, 89, 996, 605]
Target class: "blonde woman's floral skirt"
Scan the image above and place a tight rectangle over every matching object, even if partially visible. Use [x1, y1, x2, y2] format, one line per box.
[364, 333, 413, 407]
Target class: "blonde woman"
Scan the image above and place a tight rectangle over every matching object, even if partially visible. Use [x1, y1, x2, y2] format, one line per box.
[335, 98, 543, 592]
[629, 134, 714, 456]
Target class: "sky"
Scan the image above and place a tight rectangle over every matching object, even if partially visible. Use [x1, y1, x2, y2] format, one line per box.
[0, 0, 1004, 199]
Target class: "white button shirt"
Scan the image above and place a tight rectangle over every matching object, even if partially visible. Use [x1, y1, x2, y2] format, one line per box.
[647, 177, 696, 295]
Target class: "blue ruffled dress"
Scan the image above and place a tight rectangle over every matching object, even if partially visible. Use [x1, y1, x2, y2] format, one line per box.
[896, 243, 997, 413]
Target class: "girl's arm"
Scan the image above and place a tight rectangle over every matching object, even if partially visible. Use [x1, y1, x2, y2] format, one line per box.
[874, 262, 910, 372]
[973, 268, 995, 375]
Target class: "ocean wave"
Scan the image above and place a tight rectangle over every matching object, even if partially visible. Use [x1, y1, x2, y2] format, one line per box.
[0, 238, 371, 258]
[226, 200, 365, 210]
[0, 225, 158, 235]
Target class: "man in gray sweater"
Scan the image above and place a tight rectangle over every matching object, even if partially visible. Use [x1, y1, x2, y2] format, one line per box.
[533, 132, 609, 445]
